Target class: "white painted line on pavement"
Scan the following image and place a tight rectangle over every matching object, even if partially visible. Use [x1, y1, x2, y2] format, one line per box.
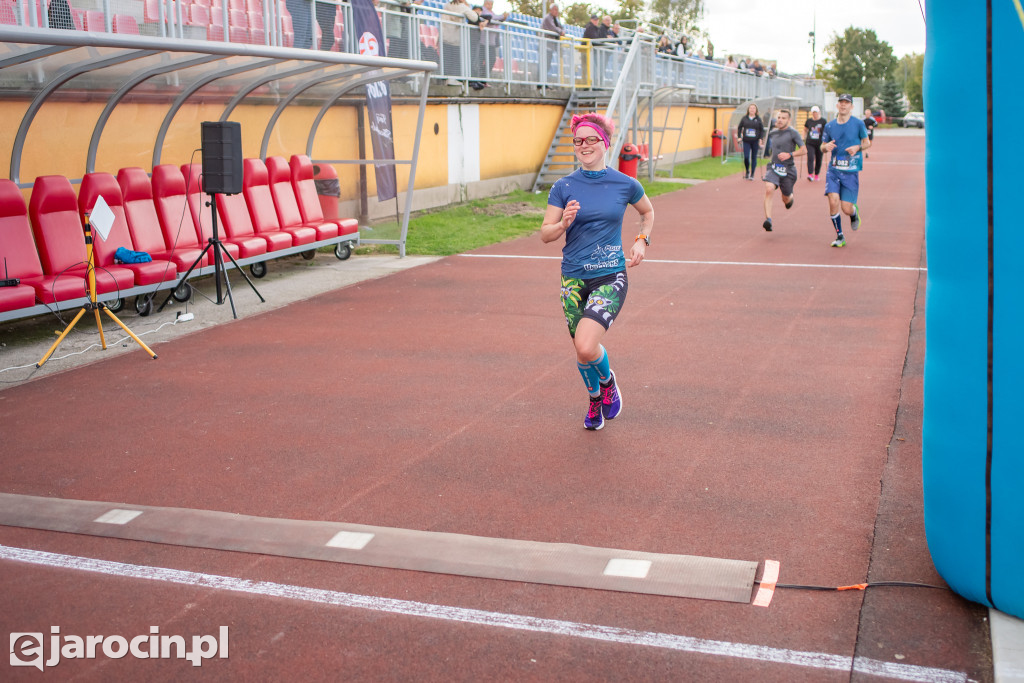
[0, 544, 966, 682]
[459, 253, 926, 272]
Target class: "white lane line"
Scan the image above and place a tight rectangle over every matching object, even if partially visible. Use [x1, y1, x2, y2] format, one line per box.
[458, 254, 926, 272]
[0, 544, 965, 682]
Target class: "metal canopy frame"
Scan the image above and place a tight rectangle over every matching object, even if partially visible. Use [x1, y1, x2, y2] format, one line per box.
[0, 25, 437, 255]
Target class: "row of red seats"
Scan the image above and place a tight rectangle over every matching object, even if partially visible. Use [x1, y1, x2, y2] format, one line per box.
[0, 155, 358, 316]
[0, 0, 139, 32]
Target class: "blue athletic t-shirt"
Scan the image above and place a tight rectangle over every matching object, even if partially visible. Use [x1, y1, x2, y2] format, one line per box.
[548, 168, 645, 279]
[822, 117, 869, 172]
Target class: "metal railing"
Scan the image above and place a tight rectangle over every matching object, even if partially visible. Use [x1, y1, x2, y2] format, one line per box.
[4, 0, 824, 102]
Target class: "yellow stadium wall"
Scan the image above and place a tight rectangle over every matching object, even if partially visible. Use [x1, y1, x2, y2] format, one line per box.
[3, 99, 737, 217]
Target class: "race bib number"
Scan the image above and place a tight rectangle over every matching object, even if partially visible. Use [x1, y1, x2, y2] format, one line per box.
[809, 129, 820, 140]
[772, 163, 788, 176]
[744, 128, 757, 138]
[834, 157, 852, 169]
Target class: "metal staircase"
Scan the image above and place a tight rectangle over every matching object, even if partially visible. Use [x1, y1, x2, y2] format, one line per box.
[530, 89, 611, 192]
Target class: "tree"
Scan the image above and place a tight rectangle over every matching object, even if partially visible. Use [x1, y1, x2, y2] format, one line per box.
[877, 80, 906, 117]
[563, 2, 601, 28]
[614, 0, 645, 26]
[895, 52, 924, 111]
[819, 27, 896, 100]
[511, 0, 543, 18]
[647, 0, 702, 35]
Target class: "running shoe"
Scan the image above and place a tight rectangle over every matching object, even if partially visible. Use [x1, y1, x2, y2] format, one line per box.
[601, 371, 622, 420]
[784, 198, 794, 210]
[831, 235, 847, 248]
[762, 218, 773, 231]
[807, 175, 813, 182]
[814, 174, 819, 181]
[584, 395, 605, 430]
[850, 205, 861, 231]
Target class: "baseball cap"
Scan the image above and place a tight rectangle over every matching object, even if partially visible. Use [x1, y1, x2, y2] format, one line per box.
[837, 93, 853, 102]
[590, 13, 598, 18]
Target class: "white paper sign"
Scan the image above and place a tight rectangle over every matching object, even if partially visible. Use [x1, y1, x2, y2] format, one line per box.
[89, 195, 115, 242]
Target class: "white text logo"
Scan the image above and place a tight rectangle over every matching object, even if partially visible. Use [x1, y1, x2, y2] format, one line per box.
[10, 626, 228, 670]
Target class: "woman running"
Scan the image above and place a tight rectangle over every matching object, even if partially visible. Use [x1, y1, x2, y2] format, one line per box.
[736, 103, 765, 180]
[541, 113, 655, 430]
[804, 105, 827, 181]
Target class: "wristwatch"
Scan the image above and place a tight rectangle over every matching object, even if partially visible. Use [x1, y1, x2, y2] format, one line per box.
[635, 234, 650, 246]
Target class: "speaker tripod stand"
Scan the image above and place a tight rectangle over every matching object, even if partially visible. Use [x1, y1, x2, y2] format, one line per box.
[157, 192, 264, 319]
[37, 215, 157, 368]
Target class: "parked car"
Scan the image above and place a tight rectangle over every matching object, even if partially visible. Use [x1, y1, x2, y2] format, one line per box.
[902, 112, 925, 128]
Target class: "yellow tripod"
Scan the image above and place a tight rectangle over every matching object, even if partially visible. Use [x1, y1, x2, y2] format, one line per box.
[37, 214, 158, 368]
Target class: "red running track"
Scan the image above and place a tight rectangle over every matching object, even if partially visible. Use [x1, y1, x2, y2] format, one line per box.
[0, 134, 993, 681]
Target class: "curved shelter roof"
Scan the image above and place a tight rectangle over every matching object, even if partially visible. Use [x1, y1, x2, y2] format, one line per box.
[0, 26, 437, 185]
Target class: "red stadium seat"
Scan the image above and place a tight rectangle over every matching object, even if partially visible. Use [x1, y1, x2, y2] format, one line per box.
[265, 156, 329, 241]
[119, 167, 189, 271]
[83, 9, 105, 31]
[78, 173, 178, 286]
[242, 158, 305, 248]
[112, 13, 139, 33]
[28, 175, 134, 296]
[247, 10, 264, 44]
[227, 7, 248, 42]
[0, 179, 57, 311]
[152, 164, 233, 265]
[1, 2, 20, 26]
[180, 163, 267, 258]
[289, 155, 357, 237]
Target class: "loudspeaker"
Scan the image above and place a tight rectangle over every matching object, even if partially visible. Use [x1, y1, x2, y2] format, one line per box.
[201, 121, 243, 195]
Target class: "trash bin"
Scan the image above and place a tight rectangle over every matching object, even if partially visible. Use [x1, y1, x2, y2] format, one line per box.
[711, 129, 725, 158]
[618, 143, 641, 178]
[312, 163, 340, 221]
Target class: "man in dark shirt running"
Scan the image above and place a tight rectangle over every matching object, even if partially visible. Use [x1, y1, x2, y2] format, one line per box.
[761, 109, 806, 231]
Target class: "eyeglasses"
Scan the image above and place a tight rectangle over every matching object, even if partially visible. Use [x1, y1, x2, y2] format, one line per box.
[572, 136, 602, 146]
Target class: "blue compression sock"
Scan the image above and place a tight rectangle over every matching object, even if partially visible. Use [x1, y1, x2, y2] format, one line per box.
[577, 361, 601, 397]
[591, 346, 611, 385]
[831, 213, 843, 235]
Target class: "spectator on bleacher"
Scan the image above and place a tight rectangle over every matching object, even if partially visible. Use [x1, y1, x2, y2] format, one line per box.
[382, 0, 425, 58]
[442, 0, 481, 85]
[725, 55, 738, 70]
[657, 35, 673, 55]
[767, 62, 777, 78]
[540, 3, 564, 84]
[602, 16, 616, 41]
[612, 22, 623, 40]
[751, 59, 764, 76]
[47, 0, 74, 30]
[583, 14, 603, 40]
[541, 3, 564, 37]
[737, 57, 748, 71]
[705, 39, 714, 60]
[674, 35, 689, 57]
[287, 0, 315, 49]
[478, 0, 507, 77]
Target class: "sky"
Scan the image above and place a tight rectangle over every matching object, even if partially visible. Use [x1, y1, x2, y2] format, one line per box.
[490, 0, 927, 76]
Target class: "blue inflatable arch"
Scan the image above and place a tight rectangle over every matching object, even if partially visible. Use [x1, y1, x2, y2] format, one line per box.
[923, 0, 1024, 619]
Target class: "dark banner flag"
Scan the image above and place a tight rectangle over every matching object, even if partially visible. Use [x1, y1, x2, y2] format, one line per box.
[352, 0, 397, 201]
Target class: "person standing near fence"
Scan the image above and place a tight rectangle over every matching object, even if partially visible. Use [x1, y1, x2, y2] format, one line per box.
[736, 103, 765, 180]
[540, 3, 565, 84]
[442, 0, 480, 86]
[760, 109, 806, 232]
[540, 113, 655, 431]
[803, 105, 826, 181]
[478, 0, 507, 77]
[821, 93, 870, 248]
